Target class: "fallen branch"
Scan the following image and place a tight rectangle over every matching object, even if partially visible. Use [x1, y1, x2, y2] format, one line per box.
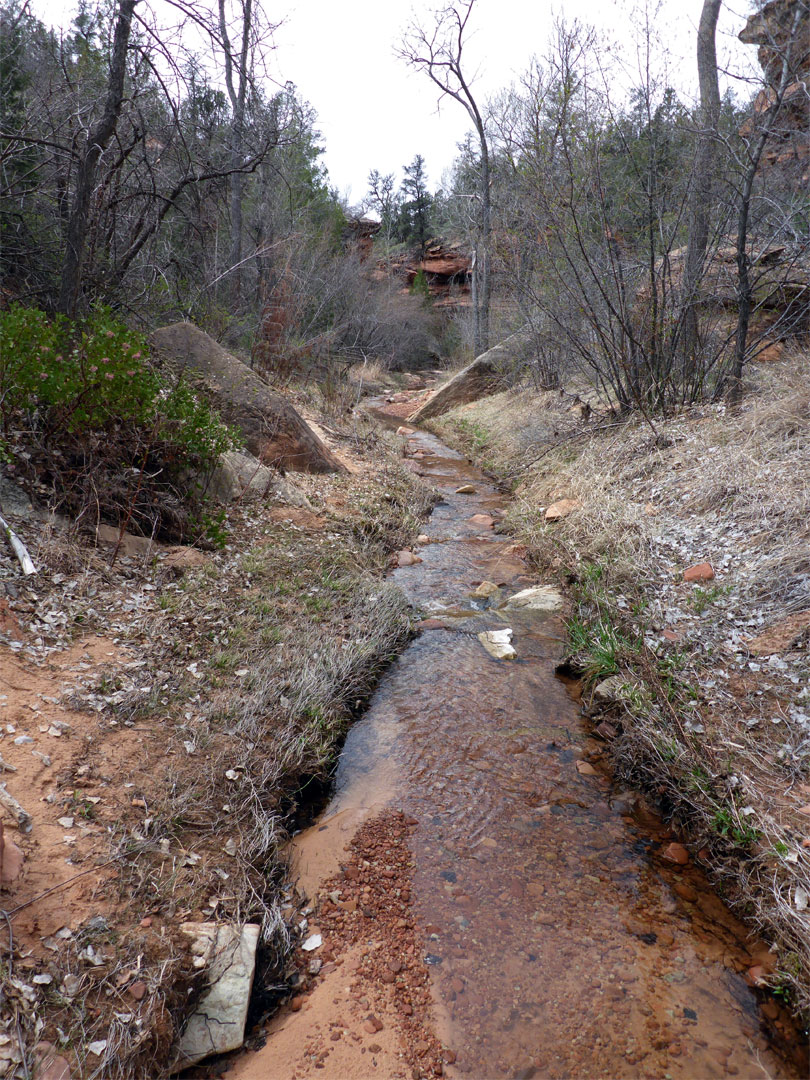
[0, 785, 32, 834]
[0, 513, 36, 576]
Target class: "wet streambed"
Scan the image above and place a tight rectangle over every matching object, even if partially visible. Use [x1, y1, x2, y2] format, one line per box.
[287, 419, 807, 1078]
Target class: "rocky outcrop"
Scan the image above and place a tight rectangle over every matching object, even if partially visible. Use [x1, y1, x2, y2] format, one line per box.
[151, 323, 344, 473]
[739, 0, 810, 176]
[408, 333, 526, 422]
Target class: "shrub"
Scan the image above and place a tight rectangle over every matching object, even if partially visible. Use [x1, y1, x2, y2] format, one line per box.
[0, 305, 238, 542]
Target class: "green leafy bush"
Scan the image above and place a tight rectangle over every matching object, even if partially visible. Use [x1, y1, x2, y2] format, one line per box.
[0, 305, 238, 542]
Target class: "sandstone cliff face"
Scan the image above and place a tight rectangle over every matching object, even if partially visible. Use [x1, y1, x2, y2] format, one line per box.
[739, 0, 810, 176]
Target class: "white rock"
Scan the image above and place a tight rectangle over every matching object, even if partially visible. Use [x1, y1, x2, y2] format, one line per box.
[501, 586, 564, 613]
[301, 933, 322, 952]
[173, 922, 260, 1069]
[478, 628, 516, 660]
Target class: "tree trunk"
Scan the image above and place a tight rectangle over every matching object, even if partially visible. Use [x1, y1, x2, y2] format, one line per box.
[477, 137, 491, 355]
[57, 0, 138, 315]
[218, 0, 253, 301]
[680, 0, 721, 381]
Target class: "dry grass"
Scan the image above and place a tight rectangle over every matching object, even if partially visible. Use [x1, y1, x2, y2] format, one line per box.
[431, 350, 810, 1017]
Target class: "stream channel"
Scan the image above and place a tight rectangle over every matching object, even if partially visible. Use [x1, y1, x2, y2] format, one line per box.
[238, 411, 807, 1079]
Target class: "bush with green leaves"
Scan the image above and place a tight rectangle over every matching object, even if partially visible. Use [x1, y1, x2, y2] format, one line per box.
[0, 305, 239, 542]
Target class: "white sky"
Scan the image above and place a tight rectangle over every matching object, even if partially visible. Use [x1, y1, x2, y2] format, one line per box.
[32, 0, 759, 205]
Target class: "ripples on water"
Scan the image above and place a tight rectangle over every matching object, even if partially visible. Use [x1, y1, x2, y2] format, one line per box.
[310, 425, 807, 1079]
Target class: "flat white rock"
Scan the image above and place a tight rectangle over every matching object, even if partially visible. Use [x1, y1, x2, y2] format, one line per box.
[173, 922, 260, 1069]
[502, 586, 563, 613]
[478, 628, 516, 660]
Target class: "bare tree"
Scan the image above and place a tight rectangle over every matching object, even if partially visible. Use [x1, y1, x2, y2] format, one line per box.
[399, 0, 492, 354]
[57, 0, 138, 315]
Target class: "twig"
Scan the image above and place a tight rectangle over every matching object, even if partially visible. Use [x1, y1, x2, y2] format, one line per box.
[0, 784, 32, 834]
[519, 420, 627, 472]
[0, 512, 36, 576]
[5, 853, 127, 917]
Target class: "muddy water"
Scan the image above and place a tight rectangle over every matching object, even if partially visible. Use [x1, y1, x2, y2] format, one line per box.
[293, 423, 806, 1079]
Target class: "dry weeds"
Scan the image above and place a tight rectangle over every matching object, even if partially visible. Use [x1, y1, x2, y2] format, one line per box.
[0, 428, 436, 1077]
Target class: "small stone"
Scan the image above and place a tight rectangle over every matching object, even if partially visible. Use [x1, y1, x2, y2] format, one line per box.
[0, 835, 24, 885]
[33, 1043, 71, 1080]
[57, 817, 75, 829]
[545, 498, 581, 521]
[471, 581, 500, 599]
[663, 842, 689, 865]
[128, 980, 147, 1001]
[575, 760, 598, 776]
[364, 1015, 383, 1033]
[396, 550, 422, 567]
[13, 735, 33, 745]
[455, 485, 476, 494]
[673, 881, 698, 903]
[683, 562, 715, 583]
[470, 514, 494, 526]
[478, 628, 516, 660]
[139, 917, 153, 928]
[368, 1043, 382, 1053]
[61, 974, 82, 997]
[290, 995, 304, 1012]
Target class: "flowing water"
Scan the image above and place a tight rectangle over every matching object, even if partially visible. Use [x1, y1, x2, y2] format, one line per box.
[290, 418, 807, 1079]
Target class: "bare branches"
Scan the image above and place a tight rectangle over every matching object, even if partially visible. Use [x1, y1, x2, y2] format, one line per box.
[399, 0, 491, 353]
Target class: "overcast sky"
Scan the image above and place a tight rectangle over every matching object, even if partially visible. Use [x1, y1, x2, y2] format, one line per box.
[32, 0, 758, 205]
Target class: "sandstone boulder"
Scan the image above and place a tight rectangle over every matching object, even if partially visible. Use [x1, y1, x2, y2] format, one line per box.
[408, 333, 528, 423]
[151, 323, 344, 473]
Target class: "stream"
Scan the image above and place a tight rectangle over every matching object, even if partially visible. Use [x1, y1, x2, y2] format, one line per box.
[240, 414, 808, 1078]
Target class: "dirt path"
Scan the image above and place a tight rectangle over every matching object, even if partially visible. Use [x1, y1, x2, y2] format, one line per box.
[226, 411, 807, 1080]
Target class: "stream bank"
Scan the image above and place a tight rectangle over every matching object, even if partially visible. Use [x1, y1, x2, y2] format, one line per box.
[226, 404, 808, 1079]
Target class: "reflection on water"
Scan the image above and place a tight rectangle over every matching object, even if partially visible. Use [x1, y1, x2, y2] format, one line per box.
[310, 423, 807, 1078]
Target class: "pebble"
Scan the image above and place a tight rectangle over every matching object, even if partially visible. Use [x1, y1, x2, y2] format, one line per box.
[663, 842, 689, 865]
[364, 1015, 383, 1033]
[673, 882, 698, 903]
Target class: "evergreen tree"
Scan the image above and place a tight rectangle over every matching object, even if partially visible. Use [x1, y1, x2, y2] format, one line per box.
[398, 154, 432, 253]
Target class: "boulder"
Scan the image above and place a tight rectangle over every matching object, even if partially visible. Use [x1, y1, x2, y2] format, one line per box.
[408, 333, 528, 423]
[151, 323, 344, 474]
[208, 450, 312, 508]
[173, 922, 260, 1069]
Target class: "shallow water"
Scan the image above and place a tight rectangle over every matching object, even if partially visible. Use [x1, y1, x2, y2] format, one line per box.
[297, 422, 807, 1079]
